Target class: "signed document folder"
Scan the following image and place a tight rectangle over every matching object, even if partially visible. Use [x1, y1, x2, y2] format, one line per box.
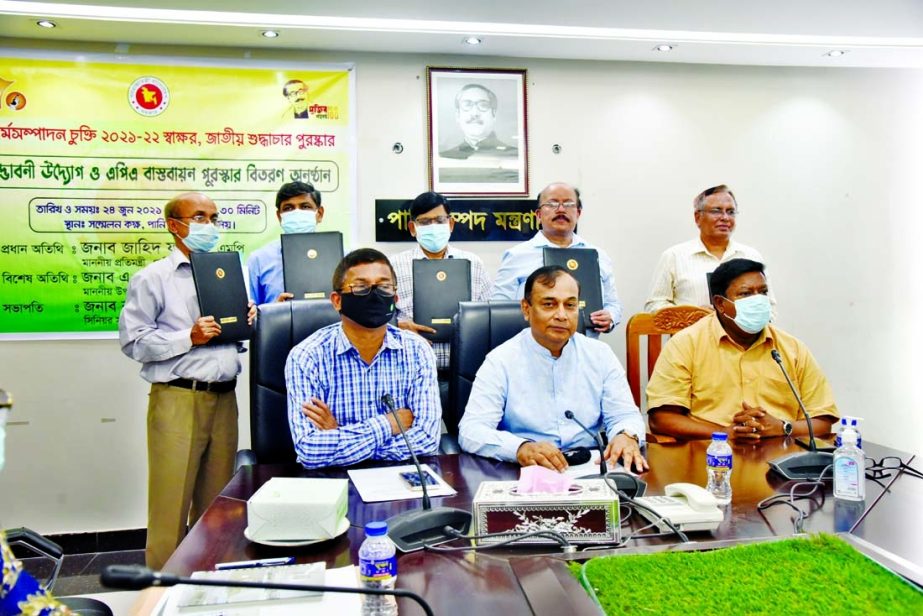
[190, 251, 251, 343]
[412, 259, 471, 342]
[543, 247, 602, 327]
[281, 231, 344, 300]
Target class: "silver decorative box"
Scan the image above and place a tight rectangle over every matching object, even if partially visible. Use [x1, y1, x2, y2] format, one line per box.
[472, 479, 620, 544]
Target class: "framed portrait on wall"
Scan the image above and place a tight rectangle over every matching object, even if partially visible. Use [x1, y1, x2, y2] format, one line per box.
[427, 67, 529, 196]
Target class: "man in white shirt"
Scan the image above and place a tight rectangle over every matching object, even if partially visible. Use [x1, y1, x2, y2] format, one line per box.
[645, 184, 774, 312]
[491, 182, 622, 334]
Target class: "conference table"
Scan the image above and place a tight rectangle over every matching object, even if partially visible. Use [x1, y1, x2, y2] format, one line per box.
[150, 438, 919, 614]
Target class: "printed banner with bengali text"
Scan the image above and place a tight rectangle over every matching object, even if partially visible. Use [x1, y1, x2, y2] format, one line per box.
[0, 55, 355, 336]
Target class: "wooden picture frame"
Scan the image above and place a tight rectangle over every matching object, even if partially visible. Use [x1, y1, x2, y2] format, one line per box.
[427, 67, 529, 196]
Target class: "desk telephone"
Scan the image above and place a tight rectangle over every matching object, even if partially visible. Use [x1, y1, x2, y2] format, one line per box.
[634, 483, 724, 532]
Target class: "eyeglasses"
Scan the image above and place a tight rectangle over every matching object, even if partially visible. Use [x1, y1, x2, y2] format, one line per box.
[344, 283, 396, 298]
[700, 208, 737, 218]
[414, 215, 450, 226]
[458, 100, 492, 112]
[286, 88, 307, 99]
[539, 201, 579, 211]
[172, 214, 219, 224]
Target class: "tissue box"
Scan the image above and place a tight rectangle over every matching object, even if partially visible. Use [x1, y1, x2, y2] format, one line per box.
[472, 479, 619, 544]
[247, 477, 348, 541]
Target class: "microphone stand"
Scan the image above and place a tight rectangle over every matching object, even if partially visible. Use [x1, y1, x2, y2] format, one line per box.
[564, 410, 606, 477]
[767, 349, 834, 481]
[101, 565, 434, 616]
[564, 410, 647, 497]
[380, 394, 472, 552]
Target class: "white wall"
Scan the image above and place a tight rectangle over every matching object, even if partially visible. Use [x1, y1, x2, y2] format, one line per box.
[1, 42, 921, 534]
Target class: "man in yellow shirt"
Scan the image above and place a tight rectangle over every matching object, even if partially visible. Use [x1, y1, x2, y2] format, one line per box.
[647, 258, 838, 440]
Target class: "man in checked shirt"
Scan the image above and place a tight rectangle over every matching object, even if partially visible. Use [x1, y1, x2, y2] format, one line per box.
[284, 248, 441, 468]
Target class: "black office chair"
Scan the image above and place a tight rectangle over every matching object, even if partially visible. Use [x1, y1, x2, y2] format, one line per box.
[443, 301, 531, 453]
[236, 299, 340, 467]
[4, 528, 113, 615]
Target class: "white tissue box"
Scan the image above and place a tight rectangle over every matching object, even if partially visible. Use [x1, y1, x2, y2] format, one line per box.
[472, 479, 620, 544]
[246, 477, 348, 541]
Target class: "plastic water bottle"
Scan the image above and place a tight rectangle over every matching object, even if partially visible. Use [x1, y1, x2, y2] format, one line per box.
[706, 432, 733, 505]
[358, 521, 398, 616]
[834, 416, 862, 449]
[834, 430, 865, 501]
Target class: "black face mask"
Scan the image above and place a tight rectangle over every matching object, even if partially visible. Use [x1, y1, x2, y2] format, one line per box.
[339, 291, 395, 329]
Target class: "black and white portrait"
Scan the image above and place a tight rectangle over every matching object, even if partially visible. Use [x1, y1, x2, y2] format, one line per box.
[428, 68, 528, 196]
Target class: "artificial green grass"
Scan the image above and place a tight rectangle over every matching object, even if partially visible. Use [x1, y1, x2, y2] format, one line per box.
[570, 534, 922, 615]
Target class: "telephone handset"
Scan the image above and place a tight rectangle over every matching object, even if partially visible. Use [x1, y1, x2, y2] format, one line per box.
[634, 482, 724, 532]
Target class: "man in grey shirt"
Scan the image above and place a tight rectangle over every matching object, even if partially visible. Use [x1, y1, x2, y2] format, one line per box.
[119, 192, 253, 569]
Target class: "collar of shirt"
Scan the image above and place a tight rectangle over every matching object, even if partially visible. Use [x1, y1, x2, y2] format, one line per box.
[522, 326, 578, 361]
[531, 230, 588, 249]
[332, 322, 404, 359]
[689, 237, 742, 259]
[410, 244, 458, 260]
[167, 247, 190, 270]
[707, 312, 775, 351]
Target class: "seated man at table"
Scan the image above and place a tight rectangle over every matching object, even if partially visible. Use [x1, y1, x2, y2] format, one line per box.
[647, 258, 839, 440]
[459, 265, 647, 472]
[285, 248, 441, 468]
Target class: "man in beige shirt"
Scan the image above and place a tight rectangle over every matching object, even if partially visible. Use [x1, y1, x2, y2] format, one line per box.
[645, 184, 775, 313]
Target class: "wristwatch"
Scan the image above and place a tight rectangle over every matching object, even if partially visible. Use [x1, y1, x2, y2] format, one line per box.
[616, 429, 640, 443]
[781, 420, 793, 437]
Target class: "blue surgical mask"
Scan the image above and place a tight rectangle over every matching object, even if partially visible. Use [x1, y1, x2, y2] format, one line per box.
[728, 294, 771, 334]
[280, 209, 318, 234]
[415, 223, 451, 253]
[178, 222, 220, 253]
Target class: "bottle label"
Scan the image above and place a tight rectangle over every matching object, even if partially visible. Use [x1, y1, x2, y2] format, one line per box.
[706, 454, 732, 469]
[834, 458, 860, 498]
[360, 555, 397, 581]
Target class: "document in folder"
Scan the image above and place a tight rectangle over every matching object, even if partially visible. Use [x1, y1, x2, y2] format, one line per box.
[190, 251, 251, 343]
[542, 247, 602, 328]
[281, 231, 344, 300]
[412, 259, 471, 342]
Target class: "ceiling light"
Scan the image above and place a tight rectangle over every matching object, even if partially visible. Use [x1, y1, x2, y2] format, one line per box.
[653, 44, 675, 52]
[36, 20, 56, 28]
[463, 36, 482, 46]
[261, 30, 279, 38]
[824, 50, 847, 57]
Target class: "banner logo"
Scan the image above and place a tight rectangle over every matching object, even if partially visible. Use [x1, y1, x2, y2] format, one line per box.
[128, 77, 169, 116]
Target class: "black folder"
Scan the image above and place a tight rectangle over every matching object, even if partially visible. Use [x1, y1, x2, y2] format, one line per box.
[281, 231, 344, 300]
[189, 251, 251, 343]
[412, 259, 471, 342]
[542, 247, 602, 329]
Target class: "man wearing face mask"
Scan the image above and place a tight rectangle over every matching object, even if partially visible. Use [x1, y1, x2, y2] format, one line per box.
[119, 192, 255, 569]
[391, 192, 492, 377]
[284, 248, 441, 469]
[246, 181, 325, 305]
[646, 258, 838, 440]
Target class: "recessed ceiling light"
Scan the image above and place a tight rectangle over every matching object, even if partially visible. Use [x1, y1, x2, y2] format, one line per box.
[36, 20, 56, 28]
[653, 44, 675, 52]
[261, 30, 279, 38]
[824, 50, 847, 57]
[463, 36, 482, 46]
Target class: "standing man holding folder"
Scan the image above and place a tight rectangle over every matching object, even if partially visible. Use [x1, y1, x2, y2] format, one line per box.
[491, 182, 623, 335]
[391, 192, 492, 373]
[246, 181, 325, 304]
[119, 192, 255, 569]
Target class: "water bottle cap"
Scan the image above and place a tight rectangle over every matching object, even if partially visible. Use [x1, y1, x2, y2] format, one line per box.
[712, 432, 728, 441]
[841, 430, 858, 445]
[365, 521, 389, 536]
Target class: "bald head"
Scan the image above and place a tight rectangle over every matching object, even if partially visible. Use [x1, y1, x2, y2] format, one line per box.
[537, 182, 581, 209]
[164, 192, 214, 221]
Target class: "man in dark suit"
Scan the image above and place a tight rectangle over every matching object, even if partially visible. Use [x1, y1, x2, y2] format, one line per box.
[440, 84, 518, 159]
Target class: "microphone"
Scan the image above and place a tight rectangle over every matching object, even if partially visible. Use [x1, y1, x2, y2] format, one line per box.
[380, 394, 472, 552]
[564, 410, 606, 477]
[767, 349, 834, 481]
[101, 565, 434, 616]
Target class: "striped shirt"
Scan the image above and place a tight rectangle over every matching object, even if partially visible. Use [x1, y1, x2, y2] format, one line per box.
[391, 244, 493, 369]
[644, 238, 775, 312]
[284, 322, 441, 469]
